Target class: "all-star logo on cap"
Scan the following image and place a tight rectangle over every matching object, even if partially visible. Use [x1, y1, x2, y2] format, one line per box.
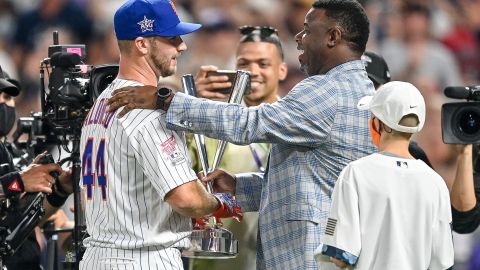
[138, 16, 155, 33]
[114, 0, 201, 40]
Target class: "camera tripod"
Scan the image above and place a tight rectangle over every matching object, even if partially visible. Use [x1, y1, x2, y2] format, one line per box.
[59, 133, 87, 270]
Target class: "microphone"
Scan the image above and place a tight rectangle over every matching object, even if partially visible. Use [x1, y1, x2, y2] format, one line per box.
[50, 52, 81, 68]
[444, 86, 480, 101]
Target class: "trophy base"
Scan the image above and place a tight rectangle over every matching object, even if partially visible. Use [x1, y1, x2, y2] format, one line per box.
[182, 227, 238, 259]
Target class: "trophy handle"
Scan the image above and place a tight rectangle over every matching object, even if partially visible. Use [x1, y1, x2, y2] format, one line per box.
[210, 71, 251, 171]
[181, 75, 212, 193]
[210, 141, 228, 172]
[195, 134, 211, 192]
[179, 72, 250, 259]
[228, 70, 251, 104]
[182, 71, 251, 174]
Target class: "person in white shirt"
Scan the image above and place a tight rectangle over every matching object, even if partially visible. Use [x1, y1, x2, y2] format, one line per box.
[314, 81, 454, 270]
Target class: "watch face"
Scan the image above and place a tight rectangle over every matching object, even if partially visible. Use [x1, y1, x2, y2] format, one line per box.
[157, 87, 172, 98]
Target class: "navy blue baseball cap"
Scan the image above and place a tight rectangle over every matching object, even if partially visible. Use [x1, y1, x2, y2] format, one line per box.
[114, 0, 202, 40]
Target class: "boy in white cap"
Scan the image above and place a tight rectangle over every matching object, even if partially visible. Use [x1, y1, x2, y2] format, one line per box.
[314, 81, 454, 270]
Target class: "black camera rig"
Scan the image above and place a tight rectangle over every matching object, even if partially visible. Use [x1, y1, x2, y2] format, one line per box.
[442, 86, 480, 144]
[40, 32, 118, 143]
[14, 31, 118, 155]
[6, 31, 118, 270]
[0, 154, 58, 268]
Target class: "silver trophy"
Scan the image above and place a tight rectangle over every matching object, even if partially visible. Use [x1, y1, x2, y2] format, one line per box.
[181, 71, 250, 259]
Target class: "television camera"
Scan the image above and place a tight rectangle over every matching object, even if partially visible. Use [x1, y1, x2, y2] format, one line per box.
[442, 86, 480, 144]
[13, 32, 118, 154]
[3, 31, 118, 270]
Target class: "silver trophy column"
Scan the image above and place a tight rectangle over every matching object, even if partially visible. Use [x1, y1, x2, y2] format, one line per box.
[181, 71, 250, 259]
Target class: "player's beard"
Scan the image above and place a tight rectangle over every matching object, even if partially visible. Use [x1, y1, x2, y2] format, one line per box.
[148, 42, 176, 77]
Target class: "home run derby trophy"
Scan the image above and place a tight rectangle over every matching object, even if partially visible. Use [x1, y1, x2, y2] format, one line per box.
[181, 71, 250, 259]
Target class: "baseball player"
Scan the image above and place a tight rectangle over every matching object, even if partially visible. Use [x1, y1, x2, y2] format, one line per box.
[314, 81, 454, 269]
[79, 1, 241, 269]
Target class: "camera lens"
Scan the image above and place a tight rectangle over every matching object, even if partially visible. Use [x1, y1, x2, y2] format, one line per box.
[442, 102, 480, 144]
[457, 109, 480, 135]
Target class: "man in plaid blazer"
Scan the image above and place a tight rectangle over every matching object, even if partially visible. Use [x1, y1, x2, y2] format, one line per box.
[107, 0, 376, 268]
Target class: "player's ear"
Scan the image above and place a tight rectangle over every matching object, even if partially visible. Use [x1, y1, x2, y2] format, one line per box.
[134, 37, 149, 55]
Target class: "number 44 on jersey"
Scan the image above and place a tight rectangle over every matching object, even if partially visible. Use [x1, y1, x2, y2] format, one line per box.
[82, 137, 107, 200]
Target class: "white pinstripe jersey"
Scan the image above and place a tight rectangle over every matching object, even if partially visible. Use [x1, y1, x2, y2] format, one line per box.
[80, 79, 197, 251]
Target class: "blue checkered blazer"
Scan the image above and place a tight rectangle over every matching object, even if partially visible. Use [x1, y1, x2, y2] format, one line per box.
[166, 60, 376, 269]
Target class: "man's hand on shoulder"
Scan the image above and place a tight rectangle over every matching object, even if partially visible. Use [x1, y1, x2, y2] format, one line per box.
[106, 85, 161, 117]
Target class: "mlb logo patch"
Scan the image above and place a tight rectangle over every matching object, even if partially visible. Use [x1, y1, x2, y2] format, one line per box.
[396, 161, 408, 168]
[160, 135, 185, 165]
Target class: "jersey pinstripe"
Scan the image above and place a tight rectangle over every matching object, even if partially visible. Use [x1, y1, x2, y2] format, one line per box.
[81, 246, 184, 270]
[79, 79, 197, 256]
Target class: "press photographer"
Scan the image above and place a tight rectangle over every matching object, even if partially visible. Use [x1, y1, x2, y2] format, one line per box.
[441, 86, 480, 234]
[0, 65, 73, 270]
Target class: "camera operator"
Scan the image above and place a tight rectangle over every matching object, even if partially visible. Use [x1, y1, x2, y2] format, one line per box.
[450, 144, 480, 233]
[440, 86, 480, 233]
[0, 66, 73, 269]
[0, 67, 62, 198]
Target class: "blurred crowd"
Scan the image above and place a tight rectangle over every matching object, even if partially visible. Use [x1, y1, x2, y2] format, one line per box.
[0, 0, 480, 268]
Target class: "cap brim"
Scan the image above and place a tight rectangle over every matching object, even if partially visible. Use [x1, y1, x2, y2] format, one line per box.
[357, 95, 373, 110]
[158, 22, 202, 36]
[7, 78, 21, 92]
[0, 78, 19, 96]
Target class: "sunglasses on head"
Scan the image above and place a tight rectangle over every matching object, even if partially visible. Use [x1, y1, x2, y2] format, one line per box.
[239, 25, 278, 37]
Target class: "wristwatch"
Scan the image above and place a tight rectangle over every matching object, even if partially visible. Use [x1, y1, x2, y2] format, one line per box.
[156, 87, 172, 110]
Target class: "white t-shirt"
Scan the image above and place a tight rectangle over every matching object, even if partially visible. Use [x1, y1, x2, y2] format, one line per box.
[315, 153, 454, 270]
[80, 79, 197, 250]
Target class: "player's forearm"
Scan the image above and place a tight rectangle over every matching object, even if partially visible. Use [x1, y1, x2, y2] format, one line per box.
[172, 195, 218, 218]
[166, 180, 219, 218]
[451, 147, 476, 211]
